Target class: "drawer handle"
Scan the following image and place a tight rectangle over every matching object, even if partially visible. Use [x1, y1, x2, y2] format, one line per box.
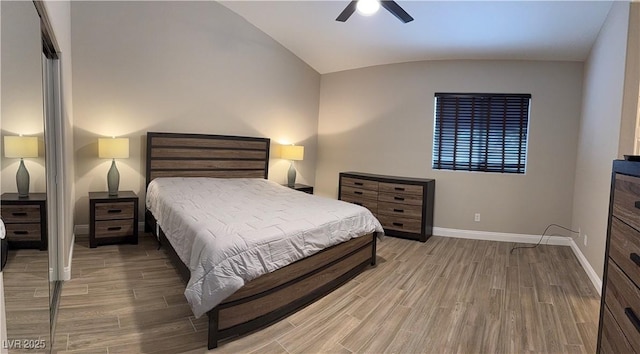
[635, 201, 640, 209]
[625, 307, 640, 333]
[11, 212, 27, 217]
[392, 222, 404, 227]
[393, 208, 404, 213]
[394, 197, 405, 201]
[13, 230, 28, 235]
[631, 253, 640, 268]
[394, 187, 405, 191]
[107, 226, 122, 231]
[107, 209, 122, 214]
[354, 182, 363, 186]
[354, 191, 363, 195]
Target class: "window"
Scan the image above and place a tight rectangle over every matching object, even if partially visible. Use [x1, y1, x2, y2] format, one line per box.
[432, 93, 531, 174]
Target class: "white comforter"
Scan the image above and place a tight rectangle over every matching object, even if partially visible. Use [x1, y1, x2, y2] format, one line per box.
[146, 177, 383, 318]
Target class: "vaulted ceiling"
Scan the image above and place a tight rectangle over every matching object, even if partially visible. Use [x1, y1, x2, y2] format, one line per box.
[221, 1, 614, 74]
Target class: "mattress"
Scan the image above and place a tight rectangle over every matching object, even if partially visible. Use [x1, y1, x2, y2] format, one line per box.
[146, 177, 383, 318]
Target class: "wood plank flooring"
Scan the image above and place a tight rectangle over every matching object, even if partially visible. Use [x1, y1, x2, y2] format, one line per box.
[2, 247, 50, 352]
[49, 233, 600, 353]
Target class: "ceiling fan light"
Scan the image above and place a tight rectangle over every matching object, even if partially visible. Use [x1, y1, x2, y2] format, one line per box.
[356, 0, 380, 16]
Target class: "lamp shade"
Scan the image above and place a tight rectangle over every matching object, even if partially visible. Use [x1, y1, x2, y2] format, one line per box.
[98, 138, 129, 159]
[4, 136, 38, 158]
[281, 145, 304, 161]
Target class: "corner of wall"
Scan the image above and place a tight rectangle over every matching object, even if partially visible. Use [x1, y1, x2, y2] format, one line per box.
[619, 1, 640, 157]
[570, 0, 630, 282]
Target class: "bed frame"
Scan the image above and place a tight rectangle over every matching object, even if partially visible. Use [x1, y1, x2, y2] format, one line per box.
[144, 132, 377, 349]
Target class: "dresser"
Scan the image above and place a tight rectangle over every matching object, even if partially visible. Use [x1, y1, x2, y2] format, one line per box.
[338, 172, 435, 242]
[598, 160, 640, 353]
[0, 193, 47, 250]
[89, 191, 139, 248]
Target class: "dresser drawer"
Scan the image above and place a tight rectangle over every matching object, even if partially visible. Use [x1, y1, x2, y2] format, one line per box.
[95, 220, 135, 238]
[89, 191, 139, 248]
[377, 214, 422, 234]
[1, 205, 41, 223]
[95, 202, 135, 220]
[378, 202, 422, 219]
[604, 260, 640, 352]
[341, 177, 378, 191]
[340, 195, 378, 215]
[613, 174, 640, 232]
[338, 172, 434, 243]
[601, 305, 635, 354]
[4, 223, 41, 241]
[379, 182, 422, 196]
[610, 217, 640, 288]
[378, 192, 422, 206]
[341, 186, 378, 201]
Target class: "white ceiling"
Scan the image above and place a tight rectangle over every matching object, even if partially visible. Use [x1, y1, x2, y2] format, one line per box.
[220, 1, 614, 74]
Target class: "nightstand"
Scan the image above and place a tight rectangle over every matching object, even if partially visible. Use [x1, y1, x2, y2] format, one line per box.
[0, 193, 47, 250]
[284, 183, 314, 194]
[89, 191, 138, 248]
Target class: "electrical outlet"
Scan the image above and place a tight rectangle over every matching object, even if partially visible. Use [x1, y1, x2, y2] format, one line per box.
[474, 213, 481, 222]
[584, 234, 588, 246]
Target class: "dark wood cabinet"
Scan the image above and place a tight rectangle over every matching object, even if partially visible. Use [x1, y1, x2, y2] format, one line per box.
[89, 191, 138, 248]
[338, 172, 435, 242]
[0, 193, 47, 250]
[284, 183, 314, 194]
[598, 160, 640, 352]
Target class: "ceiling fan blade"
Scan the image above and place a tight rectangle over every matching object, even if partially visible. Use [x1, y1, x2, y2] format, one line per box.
[381, 1, 414, 23]
[336, 1, 357, 22]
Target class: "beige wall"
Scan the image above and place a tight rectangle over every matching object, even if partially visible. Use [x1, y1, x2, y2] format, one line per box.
[572, 2, 631, 279]
[70, 1, 321, 225]
[621, 3, 640, 157]
[316, 60, 583, 235]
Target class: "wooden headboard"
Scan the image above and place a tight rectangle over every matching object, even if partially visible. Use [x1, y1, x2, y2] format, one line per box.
[145, 132, 270, 187]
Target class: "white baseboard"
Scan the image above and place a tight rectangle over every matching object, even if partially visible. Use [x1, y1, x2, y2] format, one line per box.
[62, 233, 75, 281]
[568, 238, 602, 295]
[433, 227, 602, 295]
[433, 227, 573, 246]
[74, 222, 145, 236]
[48, 233, 75, 281]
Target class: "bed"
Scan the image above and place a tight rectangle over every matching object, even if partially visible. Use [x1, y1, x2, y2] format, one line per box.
[144, 132, 381, 349]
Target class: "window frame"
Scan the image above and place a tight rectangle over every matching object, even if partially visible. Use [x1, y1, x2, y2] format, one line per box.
[432, 92, 532, 174]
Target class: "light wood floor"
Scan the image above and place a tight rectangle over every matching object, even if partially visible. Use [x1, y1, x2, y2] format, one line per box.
[50, 233, 601, 353]
[2, 247, 50, 351]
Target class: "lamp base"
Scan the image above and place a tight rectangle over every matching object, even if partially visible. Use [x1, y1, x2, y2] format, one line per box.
[287, 161, 296, 187]
[107, 159, 120, 196]
[16, 159, 30, 198]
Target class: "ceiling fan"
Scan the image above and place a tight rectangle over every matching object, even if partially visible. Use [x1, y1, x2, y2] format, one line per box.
[336, 0, 414, 23]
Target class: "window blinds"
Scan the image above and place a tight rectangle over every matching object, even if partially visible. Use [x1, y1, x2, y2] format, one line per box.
[433, 93, 531, 174]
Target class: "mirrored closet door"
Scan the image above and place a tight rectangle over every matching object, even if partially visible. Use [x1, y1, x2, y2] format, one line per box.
[1, 0, 61, 350]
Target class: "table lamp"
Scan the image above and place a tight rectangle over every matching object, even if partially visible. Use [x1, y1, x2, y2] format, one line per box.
[98, 137, 129, 196]
[4, 136, 38, 198]
[281, 145, 304, 187]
